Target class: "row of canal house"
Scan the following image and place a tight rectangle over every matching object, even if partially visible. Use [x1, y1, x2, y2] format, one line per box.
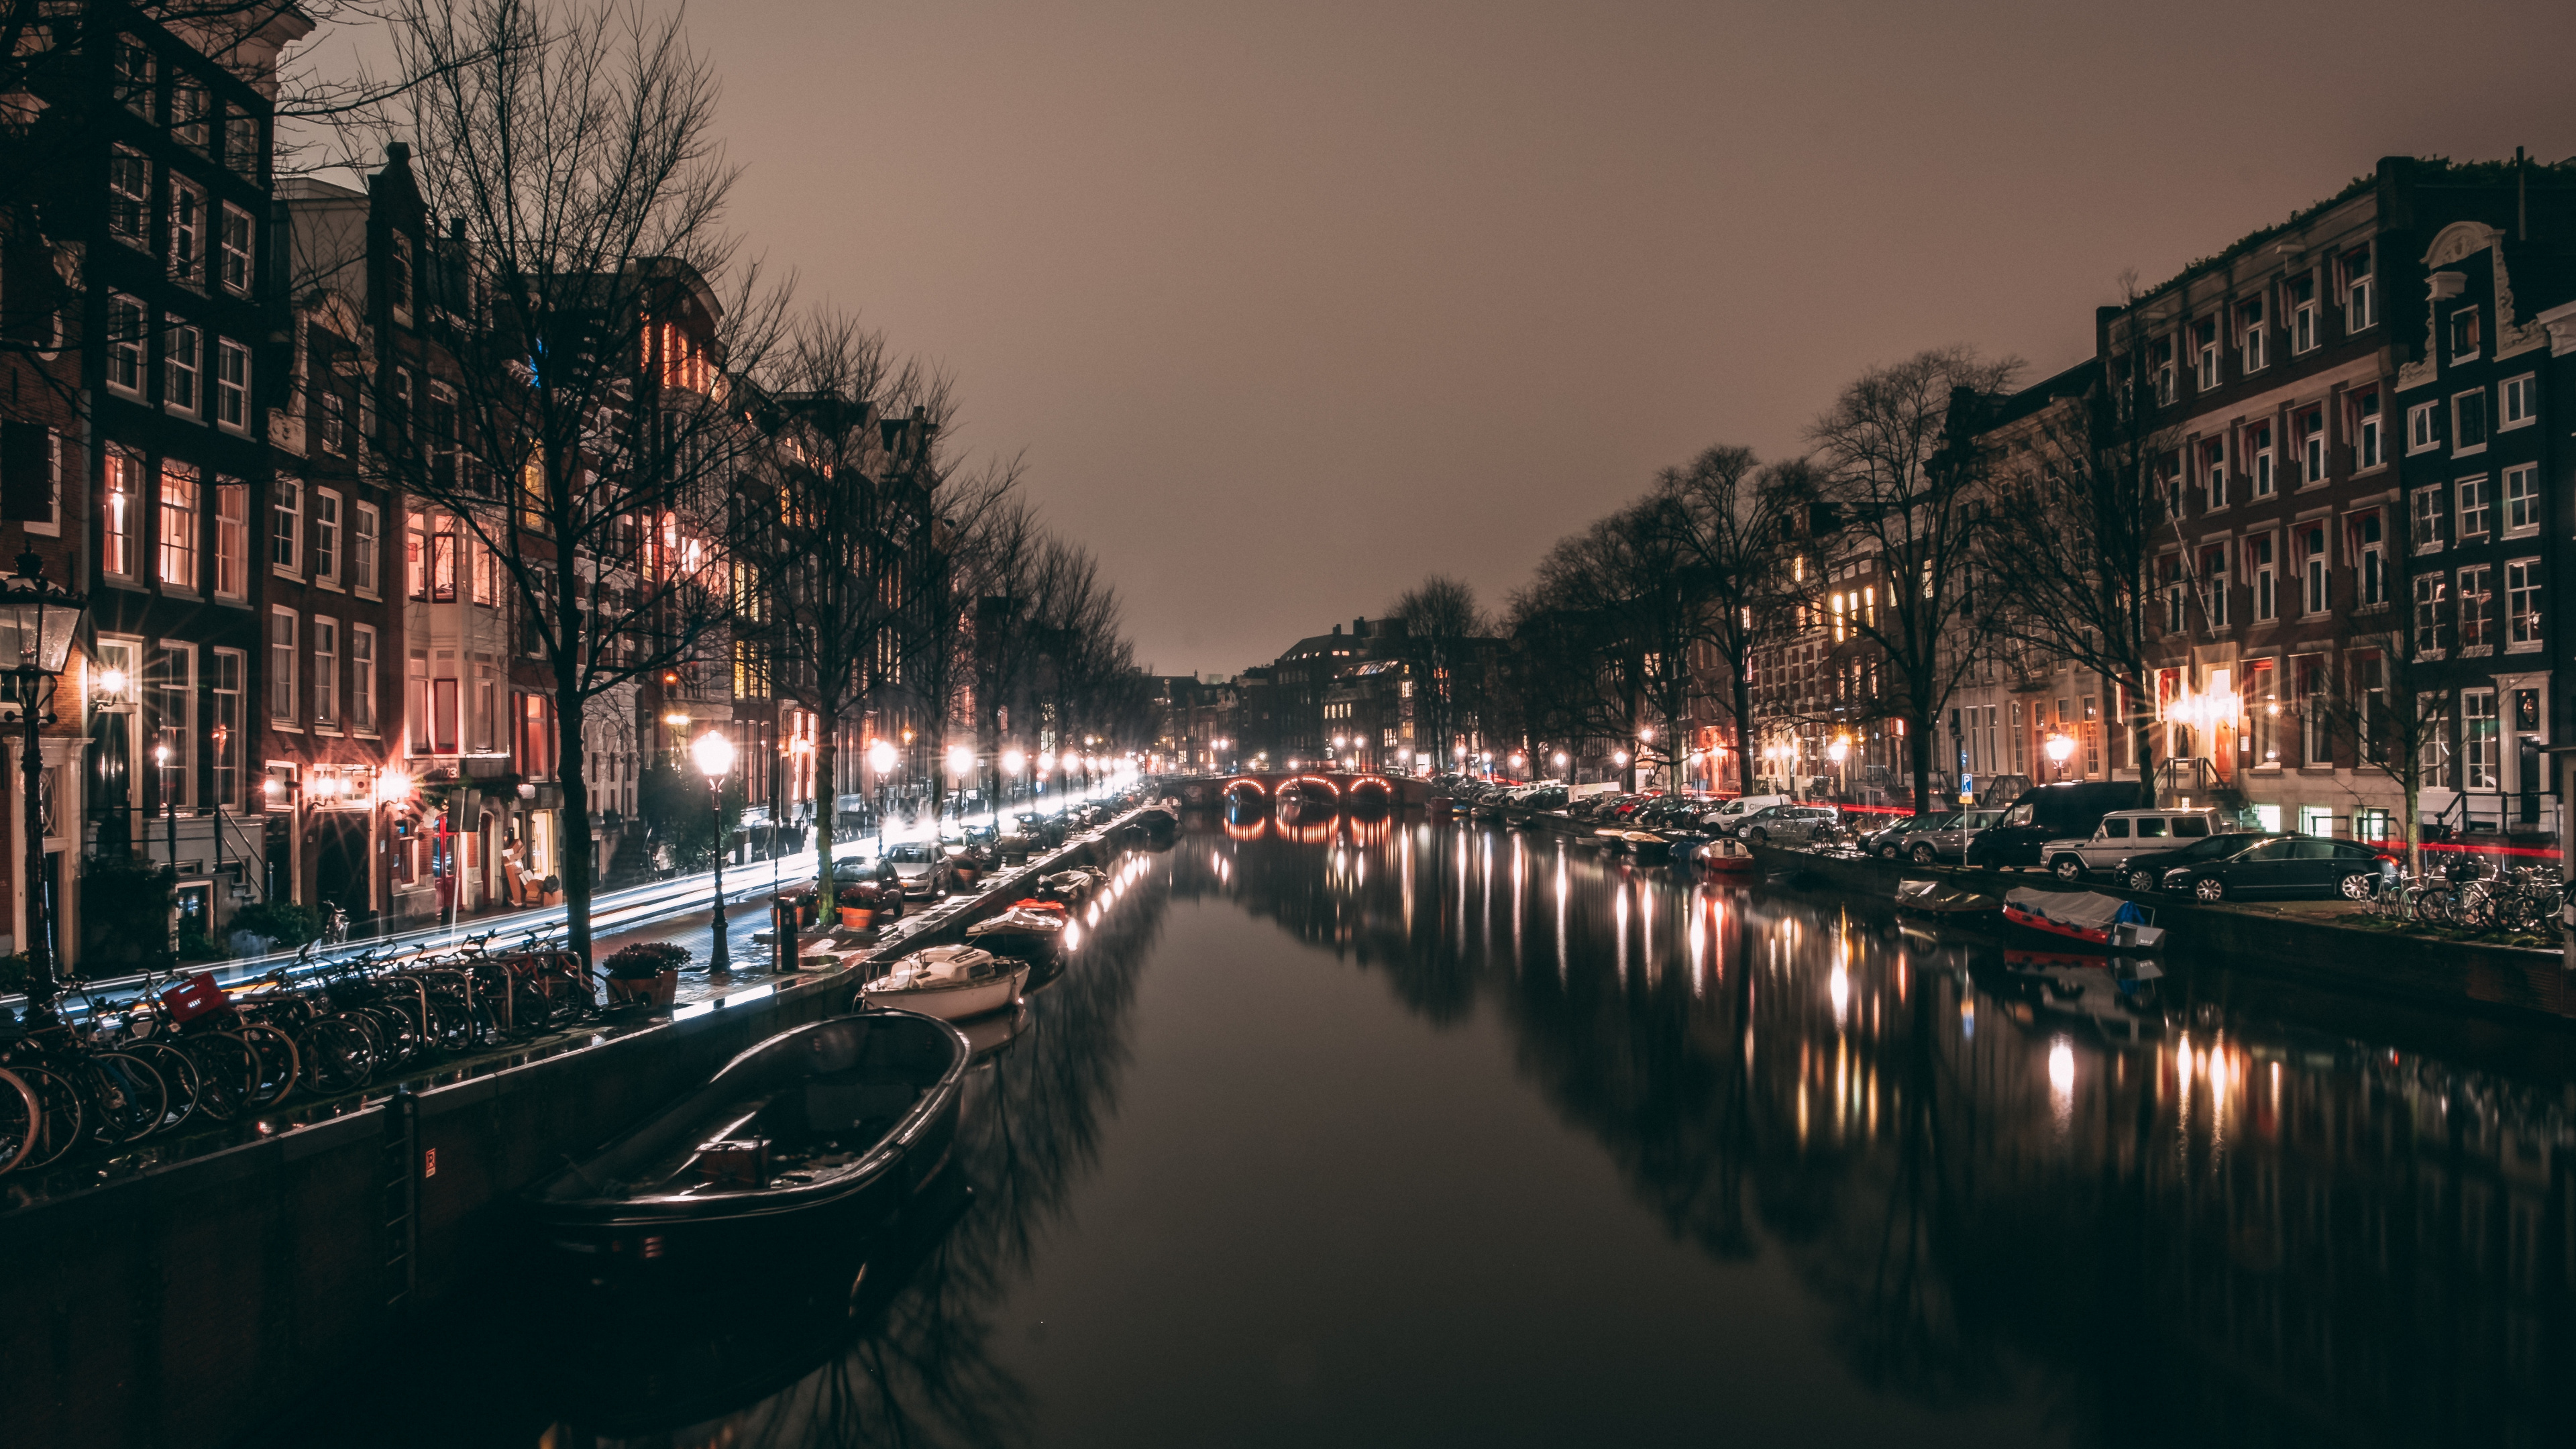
[1741, 155, 2576, 852]
[0, 7, 841, 968]
[1958, 156, 2576, 847]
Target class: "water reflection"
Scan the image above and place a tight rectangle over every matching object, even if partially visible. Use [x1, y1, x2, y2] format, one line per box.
[324, 810, 2573, 1448]
[1163, 816, 2575, 1447]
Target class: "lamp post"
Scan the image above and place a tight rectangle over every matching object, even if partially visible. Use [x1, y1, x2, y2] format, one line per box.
[692, 729, 736, 974]
[0, 552, 87, 1023]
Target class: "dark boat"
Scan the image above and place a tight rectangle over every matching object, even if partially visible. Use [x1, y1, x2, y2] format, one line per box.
[2001, 887, 2165, 951]
[528, 1010, 969, 1290]
[1893, 877, 2001, 922]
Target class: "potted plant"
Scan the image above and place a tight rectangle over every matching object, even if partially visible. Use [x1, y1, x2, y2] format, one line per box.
[540, 873, 564, 906]
[603, 941, 690, 1010]
[838, 884, 877, 931]
[782, 886, 818, 927]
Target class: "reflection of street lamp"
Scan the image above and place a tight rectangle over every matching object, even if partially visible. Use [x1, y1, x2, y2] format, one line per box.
[692, 730, 736, 975]
[0, 551, 85, 1022]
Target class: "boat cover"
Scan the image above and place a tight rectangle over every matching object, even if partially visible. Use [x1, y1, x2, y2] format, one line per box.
[2003, 888, 2149, 930]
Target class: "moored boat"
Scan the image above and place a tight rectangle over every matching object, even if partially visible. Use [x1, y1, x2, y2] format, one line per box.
[2001, 887, 2165, 951]
[859, 944, 1032, 1019]
[1693, 837, 1756, 872]
[1894, 877, 2000, 922]
[527, 1011, 968, 1288]
[965, 900, 1071, 952]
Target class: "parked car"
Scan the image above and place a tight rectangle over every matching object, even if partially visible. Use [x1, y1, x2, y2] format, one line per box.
[1860, 811, 1958, 859]
[1904, 807, 2008, 863]
[1735, 804, 1843, 847]
[2160, 836, 2396, 902]
[2101, 829, 2292, 892]
[1963, 782, 2149, 868]
[883, 841, 954, 898]
[829, 857, 909, 917]
[1702, 794, 1793, 837]
[2040, 808, 2240, 881]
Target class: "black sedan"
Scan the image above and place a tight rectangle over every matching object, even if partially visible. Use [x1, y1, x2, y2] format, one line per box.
[2160, 835, 2395, 902]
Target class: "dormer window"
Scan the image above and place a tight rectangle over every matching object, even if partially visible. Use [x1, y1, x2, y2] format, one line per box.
[2449, 307, 2481, 363]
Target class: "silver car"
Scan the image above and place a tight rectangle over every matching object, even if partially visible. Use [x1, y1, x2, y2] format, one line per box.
[1901, 806, 2007, 863]
[1733, 804, 1843, 846]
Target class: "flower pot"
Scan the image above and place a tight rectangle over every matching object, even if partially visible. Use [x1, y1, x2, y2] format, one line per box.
[839, 906, 875, 930]
[607, 968, 679, 1011]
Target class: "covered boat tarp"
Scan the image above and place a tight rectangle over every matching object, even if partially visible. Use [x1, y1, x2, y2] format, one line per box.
[2004, 888, 2145, 932]
[2003, 888, 2165, 948]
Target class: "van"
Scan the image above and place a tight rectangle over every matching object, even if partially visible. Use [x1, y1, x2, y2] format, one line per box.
[1963, 782, 2149, 868]
[1703, 795, 1792, 835]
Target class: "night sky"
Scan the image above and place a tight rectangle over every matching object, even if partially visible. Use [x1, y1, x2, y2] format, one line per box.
[316, 0, 2576, 676]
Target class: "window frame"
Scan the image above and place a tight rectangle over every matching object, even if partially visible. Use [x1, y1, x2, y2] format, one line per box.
[162, 317, 201, 417]
[209, 647, 244, 810]
[2463, 688, 2500, 789]
[214, 337, 250, 433]
[352, 502, 381, 598]
[2456, 474, 2492, 541]
[2406, 400, 2439, 454]
[2503, 463, 2540, 537]
[107, 147, 152, 246]
[2412, 572, 2447, 657]
[2290, 274, 2319, 354]
[2506, 557, 2542, 651]
[219, 203, 254, 296]
[311, 488, 342, 587]
[103, 449, 142, 581]
[2296, 407, 2328, 486]
[157, 462, 199, 593]
[2352, 388, 2383, 471]
[351, 624, 378, 735]
[2247, 532, 2278, 623]
[311, 616, 339, 729]
[2410, 484, 2444, 554]
[268, 608, 299, 725]
[213, 478, 248, 601]
[272, 478, 302, 574]
[2453, 387, 2488, 455]
[2448, 305, 2482, 364]
[2341, 245, 2375, 333]
[2457, 563, 2495, 652]
[2247, 422, 2275, 498]
[2500, 373, 2538, 430]
[2239, 296, 2268, 373]
[106, 294, 148, 396]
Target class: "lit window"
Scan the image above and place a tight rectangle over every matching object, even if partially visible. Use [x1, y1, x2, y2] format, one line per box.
[158, 464, 198, 590]
[2458, 564, 2494, 650]
[104, 450, 142, 578]
[215, 481, 248, 600]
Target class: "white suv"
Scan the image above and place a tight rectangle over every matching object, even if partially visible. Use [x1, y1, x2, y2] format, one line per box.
[2043, 809, 2235, 881]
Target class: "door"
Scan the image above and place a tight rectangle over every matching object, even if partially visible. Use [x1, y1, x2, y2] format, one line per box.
[2230, 839, 2301, 896]
[2289, 839, 2346, 894]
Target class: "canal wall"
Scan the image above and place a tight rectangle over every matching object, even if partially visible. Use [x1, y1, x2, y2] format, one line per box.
[0, 828, 1124, 1449]
[1735, 841, 2576, 1024]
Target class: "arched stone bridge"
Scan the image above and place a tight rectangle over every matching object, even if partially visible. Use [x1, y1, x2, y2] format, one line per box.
[1168, 770, 1432, 812]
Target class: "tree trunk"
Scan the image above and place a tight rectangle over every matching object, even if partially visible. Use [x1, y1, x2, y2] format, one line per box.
[2402, 776, 2422, 881]
[1732, 668, 1757, 797]
[1908, 708, 1935, 817]
[552, 665, 594, 971]
[813, 726, 838, 910]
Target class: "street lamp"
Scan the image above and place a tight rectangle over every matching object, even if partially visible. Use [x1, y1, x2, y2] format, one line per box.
[2045, 732, 2075, 779]
[0, 552, 85, 1021]
[692, 729, 736, 974]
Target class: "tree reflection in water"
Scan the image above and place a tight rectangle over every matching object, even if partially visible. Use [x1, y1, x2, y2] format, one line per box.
[543, 812, 2572, 1448]
[1162, 815, 2573, 1449]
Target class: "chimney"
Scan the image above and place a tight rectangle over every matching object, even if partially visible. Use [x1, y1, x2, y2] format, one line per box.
[1354, 617, 1367, 637]
[1330, 623, 1341, 635]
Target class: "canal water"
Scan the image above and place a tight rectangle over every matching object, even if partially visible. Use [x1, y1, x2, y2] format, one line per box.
[315, 810, 2575, 1448]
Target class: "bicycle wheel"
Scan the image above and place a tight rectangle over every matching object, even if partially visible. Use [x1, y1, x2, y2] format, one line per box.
[14, 1066, 81, 1169]
[297, 1018, 375, 1095]
[0, 1068, 38, 1175]
[184, 1032, 260, 1124]
[78, 1053, 169, 1144]
[236, 1024, 301, 1108]
[123, 1040, 203, 1132]
[2414, 890, 2453, 926]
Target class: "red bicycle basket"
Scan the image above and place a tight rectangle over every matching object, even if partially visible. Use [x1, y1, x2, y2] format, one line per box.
[161, 971, 226, 1024]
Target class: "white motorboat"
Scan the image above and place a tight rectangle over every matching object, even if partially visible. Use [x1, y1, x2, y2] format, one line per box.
[965, 901, 1071, 949]
[856, 945, 1030, 1021]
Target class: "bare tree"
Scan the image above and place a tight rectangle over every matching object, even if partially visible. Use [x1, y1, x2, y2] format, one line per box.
[1791, 346, 2020, 816]
[1522, 500, 1704, 791]
[1977, 317, 2180, 808]
[1650, 447, 1799, 796]
[2322, 630, 2453, 879]
[373, 0, 789, 967]
[1388, 575, 1487, 769]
